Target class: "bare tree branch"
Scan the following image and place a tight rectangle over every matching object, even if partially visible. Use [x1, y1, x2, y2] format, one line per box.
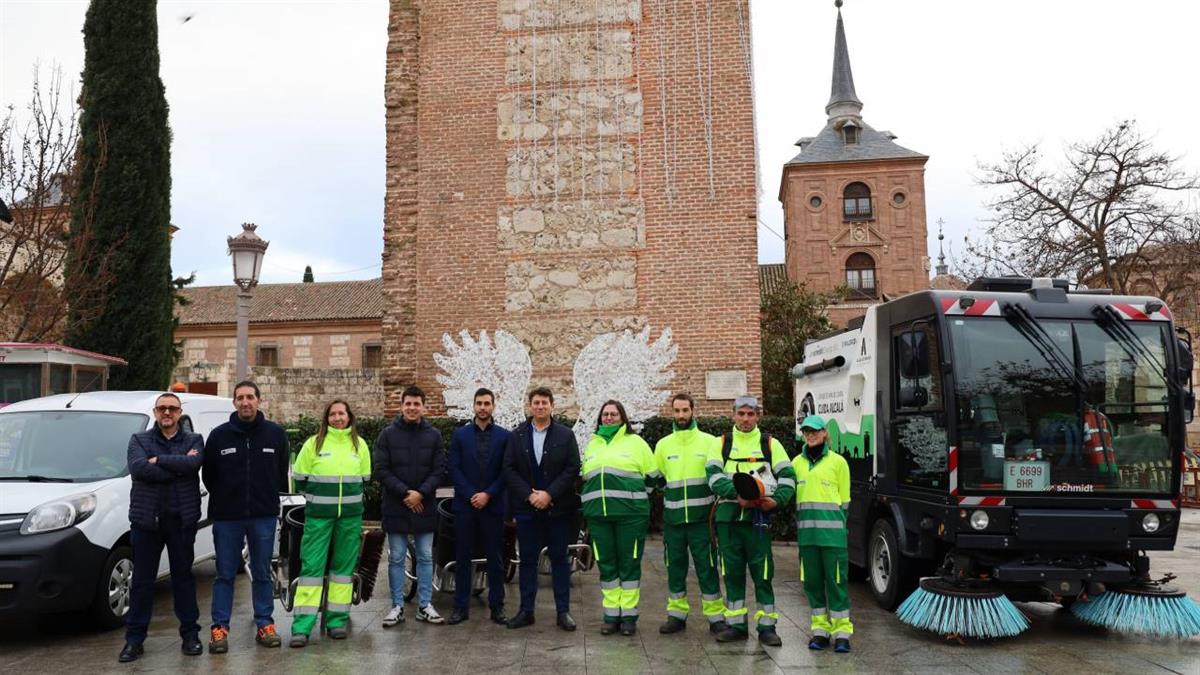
[968, 120, 1199, 309]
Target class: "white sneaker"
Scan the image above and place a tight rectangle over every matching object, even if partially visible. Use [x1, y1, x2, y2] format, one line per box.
[416, 604, 445, 624]
[382, 605, 405, 627]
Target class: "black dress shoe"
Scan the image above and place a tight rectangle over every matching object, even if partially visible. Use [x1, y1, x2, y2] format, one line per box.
[490, 608, 508, 625]
[556, 611, 577, 631]
[182, 634, 203, 656]
[600, 621, 620, 635]
[447, 609, 469, 625]
[659, 617, 686, 634]
[118, 642, 144, 663]
[506, 610, 535, 629]
[619, 620, 637, 636]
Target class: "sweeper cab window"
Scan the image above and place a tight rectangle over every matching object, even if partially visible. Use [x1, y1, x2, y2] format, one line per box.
[949, 316, 1172, 494]
[892, 319, 948, 490]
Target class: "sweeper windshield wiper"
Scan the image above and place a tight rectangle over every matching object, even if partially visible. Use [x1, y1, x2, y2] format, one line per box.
[1001, 303, 1090, 396]
[1091, 304, 1184, 398]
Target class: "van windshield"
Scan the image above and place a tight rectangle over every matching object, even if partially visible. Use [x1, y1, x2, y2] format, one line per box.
[0, 411, 149, 482]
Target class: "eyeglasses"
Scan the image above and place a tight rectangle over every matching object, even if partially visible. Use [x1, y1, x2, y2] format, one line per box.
[155, 405, 182, 414]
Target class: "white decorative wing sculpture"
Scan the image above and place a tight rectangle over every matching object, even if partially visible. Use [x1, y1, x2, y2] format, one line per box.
[571, 326, 677, 449]
[434, 329, 533, 430]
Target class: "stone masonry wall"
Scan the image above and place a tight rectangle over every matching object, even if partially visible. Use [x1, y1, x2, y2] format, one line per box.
[383, 0, 762, 417]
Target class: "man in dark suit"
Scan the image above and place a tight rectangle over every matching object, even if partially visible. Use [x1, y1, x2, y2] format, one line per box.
[446, 387, 512, 625]
[502, 387, 580, 631]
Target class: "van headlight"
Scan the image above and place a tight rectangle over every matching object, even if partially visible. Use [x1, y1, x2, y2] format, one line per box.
[20, 493, 97, 535]
[1141, 513, 1161, 534]
[970, 510, 990, 531]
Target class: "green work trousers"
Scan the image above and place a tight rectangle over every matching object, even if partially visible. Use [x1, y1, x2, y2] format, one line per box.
[291, 514, 362, 636]
[716, 521, 778, 633]
[590, 515, 648, 624]
[800, 545, 853, 639]
[663, 520, 725, 624]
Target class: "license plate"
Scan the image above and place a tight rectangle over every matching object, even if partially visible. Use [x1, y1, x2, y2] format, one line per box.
[1004, 460, 1049, 491]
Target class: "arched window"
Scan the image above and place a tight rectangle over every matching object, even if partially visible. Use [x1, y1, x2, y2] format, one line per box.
[843, 182, 872, 220]
[845, 252, 877, 297]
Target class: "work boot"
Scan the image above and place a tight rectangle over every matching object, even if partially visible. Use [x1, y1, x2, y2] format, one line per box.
[659, 617, 686, 634]
[447, 608, 469, 625]
[600, 621, 620, 636]
[808, 635, 830, 651]
[490, 607, 508, 625]
[327, 626, 349, 639]
[715, 625, 749, 642]
[758, 628, 782, 647]
[834, 638, 851, 653]
[256, 623, 282, 648]
[709, 619, 729, 635]
[619, 619, 637, 636]
[289, 634, 308, 648]
[208, 626, 229, 654]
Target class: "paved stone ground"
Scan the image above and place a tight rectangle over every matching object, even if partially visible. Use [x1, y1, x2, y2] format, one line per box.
[3, 511, 1199, 674]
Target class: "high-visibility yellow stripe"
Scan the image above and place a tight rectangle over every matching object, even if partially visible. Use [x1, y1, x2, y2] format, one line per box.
[762, 556, 769, 580]
[800, 559, 804, 582]
[633, 539, 639, 560]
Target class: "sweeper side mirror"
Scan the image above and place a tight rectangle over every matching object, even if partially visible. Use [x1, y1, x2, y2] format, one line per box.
[1177, 333, 1195, 424]
[897, 326, 931, 409]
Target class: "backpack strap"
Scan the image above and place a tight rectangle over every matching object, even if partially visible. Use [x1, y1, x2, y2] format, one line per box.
[721, 433, 733, 464]
[761, 432, 774, 466]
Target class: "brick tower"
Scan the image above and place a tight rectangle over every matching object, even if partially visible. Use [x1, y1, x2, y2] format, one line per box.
[779, 1, 930, 328]
[382, 1, 761, 416]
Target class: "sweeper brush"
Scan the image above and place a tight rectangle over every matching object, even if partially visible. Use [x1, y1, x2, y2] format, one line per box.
[896, 578, 1029, 639]
[1070, 584, 1200, 639]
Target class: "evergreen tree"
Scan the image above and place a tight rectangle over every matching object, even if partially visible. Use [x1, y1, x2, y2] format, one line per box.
[66, 0, 175, 389]
[760, 282, 841, 416]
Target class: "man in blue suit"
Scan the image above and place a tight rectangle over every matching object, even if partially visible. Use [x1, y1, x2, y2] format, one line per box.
[502, 387, 581, 631]
[446, 388, 512, 625]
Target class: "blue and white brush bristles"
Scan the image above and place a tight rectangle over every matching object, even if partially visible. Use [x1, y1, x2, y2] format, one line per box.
[896, 580, 1029, 639]
[1070, 590, 1200, 639]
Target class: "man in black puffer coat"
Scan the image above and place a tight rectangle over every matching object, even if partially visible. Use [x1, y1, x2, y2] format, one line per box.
[120, 393, 204, 663]
[374, 385, 446, 626]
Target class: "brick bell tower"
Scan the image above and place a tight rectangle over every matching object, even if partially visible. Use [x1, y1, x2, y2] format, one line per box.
[779, 0, 930, 327]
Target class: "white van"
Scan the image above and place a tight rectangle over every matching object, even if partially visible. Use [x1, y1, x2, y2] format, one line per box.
[0, 391, 236, 628]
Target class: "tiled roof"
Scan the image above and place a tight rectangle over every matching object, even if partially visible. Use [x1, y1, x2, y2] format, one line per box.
[786, 120, 926, 165]
[177, 279, 384, 326]
[759, 263, 789, 298]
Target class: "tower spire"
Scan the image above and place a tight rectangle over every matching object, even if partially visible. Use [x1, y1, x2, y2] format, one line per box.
[935, 218, 948, 276]
[826, 0, 863, 123]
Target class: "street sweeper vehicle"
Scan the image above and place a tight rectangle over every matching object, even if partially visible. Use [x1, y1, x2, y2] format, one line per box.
[791, 277, 1199, 639]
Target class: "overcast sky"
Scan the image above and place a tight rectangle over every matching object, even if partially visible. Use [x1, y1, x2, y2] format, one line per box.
[3, 0, 1198, 286]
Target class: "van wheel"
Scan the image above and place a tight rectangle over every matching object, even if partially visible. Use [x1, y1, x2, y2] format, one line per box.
[90, 546, 133, 630]
[867, 519, 917, 611]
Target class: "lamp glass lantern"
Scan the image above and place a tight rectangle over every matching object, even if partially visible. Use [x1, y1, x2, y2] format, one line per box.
[227, 222, 269, 290]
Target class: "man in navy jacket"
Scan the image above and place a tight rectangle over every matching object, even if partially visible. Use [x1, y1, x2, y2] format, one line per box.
[502, 387, 580, 631]
[446, 388, 511, 625]
[119, 393, 204, 663]
[201, 381, 290, 652]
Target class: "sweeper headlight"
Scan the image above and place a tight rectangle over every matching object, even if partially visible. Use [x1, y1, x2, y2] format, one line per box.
[969, 510, 990, 531]
[1142, 513, 1161, 533]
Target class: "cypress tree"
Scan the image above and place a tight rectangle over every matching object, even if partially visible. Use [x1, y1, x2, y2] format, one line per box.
[67, 0, 175, 389]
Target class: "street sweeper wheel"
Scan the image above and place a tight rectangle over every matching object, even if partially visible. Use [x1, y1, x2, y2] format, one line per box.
[868, 518, 917, 611]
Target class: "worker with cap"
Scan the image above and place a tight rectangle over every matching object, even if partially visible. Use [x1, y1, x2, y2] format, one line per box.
[705, 395, 796, 646]
[794, 414, 852, 653]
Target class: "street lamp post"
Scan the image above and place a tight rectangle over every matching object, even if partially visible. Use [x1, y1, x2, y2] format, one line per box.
[227, 222, 269, 382]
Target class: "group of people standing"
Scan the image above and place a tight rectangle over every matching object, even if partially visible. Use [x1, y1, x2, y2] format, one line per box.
[119, 381, 855, 663]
